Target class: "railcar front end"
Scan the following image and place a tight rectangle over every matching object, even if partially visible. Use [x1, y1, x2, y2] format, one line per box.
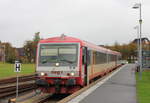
[36, 42, 83, 94]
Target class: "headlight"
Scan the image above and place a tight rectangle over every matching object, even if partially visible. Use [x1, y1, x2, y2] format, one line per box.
[70, 72, 75, 76]
[55, 63, 59, 67]
[40, 72, 45, 76]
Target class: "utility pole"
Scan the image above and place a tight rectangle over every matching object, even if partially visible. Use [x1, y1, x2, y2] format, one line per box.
[132, 3, 143, 78]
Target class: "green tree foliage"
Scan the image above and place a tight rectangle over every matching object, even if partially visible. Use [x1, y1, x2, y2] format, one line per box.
[23, 32, 41, 63]
[33, 32, 40, 43]
[24, 40, 34, 63]
[33, 32, 40, 59]
[105, 42, 137, 62]
[4, 43, 17, 63]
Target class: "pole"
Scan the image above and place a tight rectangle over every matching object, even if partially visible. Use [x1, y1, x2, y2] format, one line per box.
[135, 26, 139, 64]
[16, 73, 19, 101]
[139, 3, 142, 78]
[137, 27, 139, 65]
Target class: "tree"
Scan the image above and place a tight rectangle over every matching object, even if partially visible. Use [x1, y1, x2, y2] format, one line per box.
[24, 41, 34, 63]
[105, 42, 137, 62]
[33, 32, 40, 43]
[3, 43, 17, 63]
[33, 32, 40, 61]
[23, 32, 41, 63]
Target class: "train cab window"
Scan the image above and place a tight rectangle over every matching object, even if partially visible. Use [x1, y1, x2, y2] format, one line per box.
[39, 43, 79, 66]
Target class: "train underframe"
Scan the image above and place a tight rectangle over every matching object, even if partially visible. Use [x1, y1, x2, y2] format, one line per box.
[36, 77, 83, 94]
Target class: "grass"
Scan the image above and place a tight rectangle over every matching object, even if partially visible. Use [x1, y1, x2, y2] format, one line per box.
[136, 71, 150, 103]
[0, 62, 35, 79]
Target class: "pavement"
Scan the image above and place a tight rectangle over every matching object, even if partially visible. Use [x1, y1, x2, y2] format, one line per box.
[68, 64, 137, 103]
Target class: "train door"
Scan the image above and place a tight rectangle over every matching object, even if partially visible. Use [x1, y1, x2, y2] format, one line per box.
[82, 47, 89, 85]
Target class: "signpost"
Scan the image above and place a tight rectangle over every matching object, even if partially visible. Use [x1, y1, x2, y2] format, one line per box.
[14, 60, 21, 101]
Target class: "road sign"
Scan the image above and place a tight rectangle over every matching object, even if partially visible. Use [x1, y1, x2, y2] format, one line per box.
[14, 61, 21, 72]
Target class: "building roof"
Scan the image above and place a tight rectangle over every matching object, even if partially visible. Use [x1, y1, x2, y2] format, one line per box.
[132, 37, 150, 44]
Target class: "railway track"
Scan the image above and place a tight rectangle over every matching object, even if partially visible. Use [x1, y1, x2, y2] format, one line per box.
[0, 74, 37, 99]
[0, 83, 37, 98]
[31, 94, 52, 103]
[13, 93, 69, 103]
[0, 74, 35, 85]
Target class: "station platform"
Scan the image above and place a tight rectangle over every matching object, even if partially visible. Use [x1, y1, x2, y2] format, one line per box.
[68, 64, 137, 103]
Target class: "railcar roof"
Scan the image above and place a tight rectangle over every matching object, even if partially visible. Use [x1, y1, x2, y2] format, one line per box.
[39, 35, 121, 56]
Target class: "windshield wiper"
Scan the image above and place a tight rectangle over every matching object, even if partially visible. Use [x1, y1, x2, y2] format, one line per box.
[41, 59, 47, 64]
[58, 56, 75, 64]
[59, 59, 74, 64]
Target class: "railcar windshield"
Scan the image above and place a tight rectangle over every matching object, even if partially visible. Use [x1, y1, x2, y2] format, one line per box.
[38, 43, 78, 66]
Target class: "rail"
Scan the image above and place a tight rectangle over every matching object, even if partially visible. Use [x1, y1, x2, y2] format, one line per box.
[0, 74, 36, 85]
[0, 74, 37, 99]
[0, 83, 37, 98]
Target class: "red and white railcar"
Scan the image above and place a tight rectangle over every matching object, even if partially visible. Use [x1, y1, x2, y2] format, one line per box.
[35, 35, 121, 94]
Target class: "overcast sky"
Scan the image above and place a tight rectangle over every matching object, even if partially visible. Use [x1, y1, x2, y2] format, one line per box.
[0, 0, 149, 47]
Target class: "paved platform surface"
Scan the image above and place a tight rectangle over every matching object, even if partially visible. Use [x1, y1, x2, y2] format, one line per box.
[79, 64, 137, 103]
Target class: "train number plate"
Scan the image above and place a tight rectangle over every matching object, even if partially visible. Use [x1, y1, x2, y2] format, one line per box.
[51, 71, 63, 75]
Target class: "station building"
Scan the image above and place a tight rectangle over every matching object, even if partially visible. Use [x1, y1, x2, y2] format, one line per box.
[132, 37, 150, 68]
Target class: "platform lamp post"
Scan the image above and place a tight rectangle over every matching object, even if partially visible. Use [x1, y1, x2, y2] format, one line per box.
[134, 26, 139, 66]
[132, 3, 142, 78]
